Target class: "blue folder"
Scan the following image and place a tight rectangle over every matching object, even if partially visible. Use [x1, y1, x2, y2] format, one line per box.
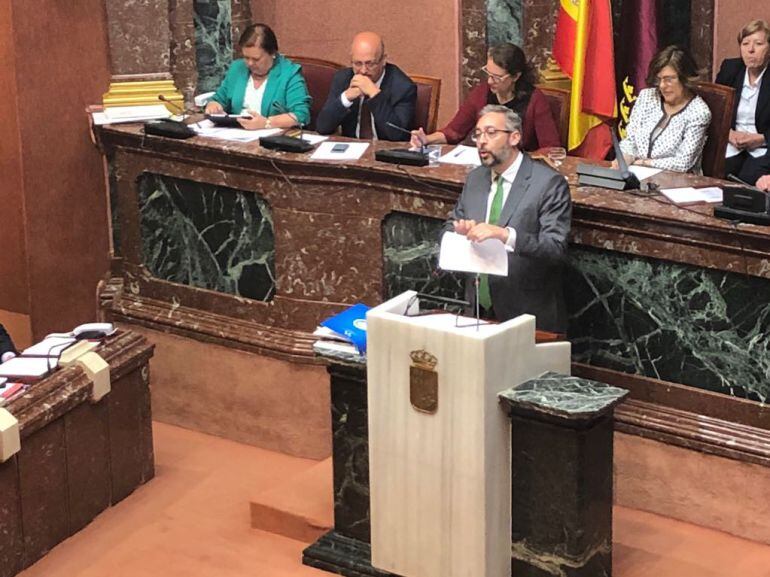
[320, 303, 370, 353]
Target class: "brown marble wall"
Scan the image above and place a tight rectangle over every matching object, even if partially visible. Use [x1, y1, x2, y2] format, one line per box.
[105, 0, 172, 77]
[0, 3, 29, 315]
[6, 1, 112, 338]
[691, 0, 715, 79]
[249, 0, 462, 127]
[169, 0, 198, 102]
[460, 0, 488, 97]
[522, 0, 558, 74]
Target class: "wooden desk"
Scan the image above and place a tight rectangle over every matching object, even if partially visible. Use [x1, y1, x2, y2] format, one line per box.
[0, 330, 154, 576]
[93, 124, 770, 458]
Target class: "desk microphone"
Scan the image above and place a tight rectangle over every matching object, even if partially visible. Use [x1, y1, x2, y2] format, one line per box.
[143, 95, 196, 139]
[386, 122, 425, 155]
[257, 101, 314, 152]
[158, 94, 187, 116]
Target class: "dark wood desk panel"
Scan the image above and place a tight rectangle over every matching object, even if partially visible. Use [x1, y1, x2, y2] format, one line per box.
[94, 124, 770, 407]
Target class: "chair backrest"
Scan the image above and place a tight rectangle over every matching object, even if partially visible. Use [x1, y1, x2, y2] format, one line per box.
[288, 55, 345, 130]
[408, 74, 441, 133]
[694, 81, 735, 178]
[536, 84, 571, 148]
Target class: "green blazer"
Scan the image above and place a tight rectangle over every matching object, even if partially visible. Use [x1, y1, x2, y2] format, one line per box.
[210, 54, 311, 126]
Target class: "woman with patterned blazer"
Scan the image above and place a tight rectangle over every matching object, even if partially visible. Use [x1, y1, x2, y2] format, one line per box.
[618, 46, 711, 173]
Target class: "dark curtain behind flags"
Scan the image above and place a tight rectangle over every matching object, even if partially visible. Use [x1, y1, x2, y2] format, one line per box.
[615, 0, 659, 138]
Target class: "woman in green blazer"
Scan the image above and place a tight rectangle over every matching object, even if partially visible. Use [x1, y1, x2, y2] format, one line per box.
[205, 23, 311, 129]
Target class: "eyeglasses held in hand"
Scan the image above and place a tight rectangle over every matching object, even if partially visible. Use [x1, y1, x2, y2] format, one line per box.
[471, 127, 513, 142]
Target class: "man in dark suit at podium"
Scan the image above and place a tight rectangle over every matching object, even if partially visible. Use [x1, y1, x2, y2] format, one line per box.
[444, 105, 572, 333]
[0, 323, 18, 363]
[315, 31, 416, 141]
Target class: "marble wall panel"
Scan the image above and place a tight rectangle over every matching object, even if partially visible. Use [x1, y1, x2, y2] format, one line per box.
[382, 212, 464, 305]
[105, 0, 171, 76]
[194, 0, 233, 93]
[461, 0, 488, 95]
[691, 0, 715, 80]
[567, 247, 770, 403]
[169, 0, 198, 103]
[521, 0, 557, 74]
[487, 0, 523, 47]
[138, 174, 275, 301]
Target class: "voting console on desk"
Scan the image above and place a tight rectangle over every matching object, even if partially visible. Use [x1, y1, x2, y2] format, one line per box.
[714, 187, 770, 226]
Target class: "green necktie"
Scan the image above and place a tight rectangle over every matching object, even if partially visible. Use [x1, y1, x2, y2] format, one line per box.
[478, 176, 505, 311]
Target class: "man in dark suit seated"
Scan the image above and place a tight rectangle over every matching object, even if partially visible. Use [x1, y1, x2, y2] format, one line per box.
[315, 31, 416, 141]
[0, 323, 18, 363]
[443, 105, 572, 334]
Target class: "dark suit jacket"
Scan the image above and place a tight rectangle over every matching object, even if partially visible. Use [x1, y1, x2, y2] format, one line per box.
[0, 324, 17, 359]
[443, 154, 572, 333]
[715, 58, 770, 145]
[315, 63, 417, 141]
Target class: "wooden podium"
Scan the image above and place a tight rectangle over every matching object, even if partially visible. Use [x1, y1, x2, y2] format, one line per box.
[366, 292, 571, 577]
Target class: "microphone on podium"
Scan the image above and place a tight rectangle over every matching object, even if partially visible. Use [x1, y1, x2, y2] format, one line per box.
[373, 122, 429, 167]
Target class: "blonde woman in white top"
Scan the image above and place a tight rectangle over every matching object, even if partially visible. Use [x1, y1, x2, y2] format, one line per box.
[617, 45, 711, 173]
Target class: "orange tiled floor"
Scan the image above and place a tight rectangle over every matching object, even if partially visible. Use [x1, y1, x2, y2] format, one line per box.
[19, 422, 770, 577]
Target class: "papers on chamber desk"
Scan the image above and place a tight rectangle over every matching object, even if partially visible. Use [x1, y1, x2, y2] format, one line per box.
[192, 120, 282, 142]
[627, 165, 663, 180]
[92, 104, 173, 125]
[298, 133, 329, 145]
[439, 145, 481, 166]
[438, 231, 508, 276]
[311, 141, 370, 160]
[23, 336, 76, 357]
[661, 186, 723, 205]
[0, 356, 55, 381]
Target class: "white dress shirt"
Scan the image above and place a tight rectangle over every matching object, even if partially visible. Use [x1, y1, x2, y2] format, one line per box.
[340, 70, 386, 139]
[243, 76, 268, 115]
[487, 151, 524, 251]
[726, 67, 767, 158]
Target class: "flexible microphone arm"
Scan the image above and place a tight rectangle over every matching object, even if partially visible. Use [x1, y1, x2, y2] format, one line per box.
[157, 94, 188, 116]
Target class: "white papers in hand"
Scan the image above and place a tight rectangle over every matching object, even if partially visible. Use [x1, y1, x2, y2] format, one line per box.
[311, 141, 370, 161]
[627, 165, 663, 180]
[439, 145, 481, 166]
[661, 186, 723, 205]
[438, 231, 508, 276]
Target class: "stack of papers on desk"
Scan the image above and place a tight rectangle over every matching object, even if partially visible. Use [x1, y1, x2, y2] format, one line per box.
[628, 165, 663, 180]
[439, 145, 481, 166]
[92, 104, 172, 125]
[23, 336, 76, 357]
[314, 303, 371, 357]
[0, 356, 55, 383]
[661, 186, 723, 205]
[192, 120, 281, 142]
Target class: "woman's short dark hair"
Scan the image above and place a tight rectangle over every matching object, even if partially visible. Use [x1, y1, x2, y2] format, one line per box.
[646, 45, 701, 93]
[239, 23, 278, 54]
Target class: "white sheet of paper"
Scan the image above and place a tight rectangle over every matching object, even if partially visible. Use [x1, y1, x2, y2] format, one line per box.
[661, 186, 723, 205]
[192, 121, 282, 142]
[438, 231, 508, 276]
[439, 145, 481, 166]
[300, 134, 330, 145]
[311, 141, 370, 161]
[0, 356, 54, 379]
[628, 165, 663, 180]
[23, 336, 76, 357]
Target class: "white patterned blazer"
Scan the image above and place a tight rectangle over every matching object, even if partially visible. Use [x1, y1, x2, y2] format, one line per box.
[619, 87, 711, 173]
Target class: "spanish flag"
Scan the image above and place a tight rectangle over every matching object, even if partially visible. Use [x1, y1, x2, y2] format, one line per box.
[552, 0, 616, 158]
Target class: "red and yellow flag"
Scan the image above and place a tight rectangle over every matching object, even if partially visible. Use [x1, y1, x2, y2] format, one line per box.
[552, 0, 616, 158]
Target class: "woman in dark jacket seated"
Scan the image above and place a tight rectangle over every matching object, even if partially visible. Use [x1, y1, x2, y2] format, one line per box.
[410, 43, 560, 152]
[716, 19, 770, 185]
